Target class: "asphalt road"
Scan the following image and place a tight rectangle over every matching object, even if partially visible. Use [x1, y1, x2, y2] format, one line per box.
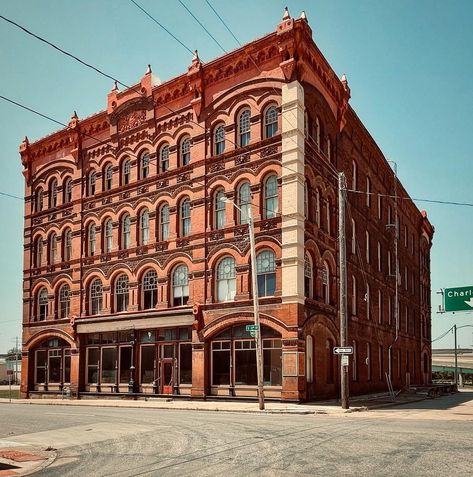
[0, 392, 472, 476]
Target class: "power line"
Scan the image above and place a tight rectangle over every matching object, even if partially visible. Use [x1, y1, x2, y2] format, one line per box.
[205, 0, 242, 46]
[129, 0, 194, 56]
[0, 14, 137, 93]
[0, 191, 23, 201]
[177, 0, 227, 53]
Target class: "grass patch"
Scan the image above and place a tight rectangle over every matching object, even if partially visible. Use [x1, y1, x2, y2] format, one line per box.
[0, 389, 20, 399]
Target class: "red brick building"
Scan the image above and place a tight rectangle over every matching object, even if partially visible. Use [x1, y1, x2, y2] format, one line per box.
[20, 10, 433, 401]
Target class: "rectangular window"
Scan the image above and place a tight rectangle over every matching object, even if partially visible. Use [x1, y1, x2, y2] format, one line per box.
[212, 341, 231, 385]
[35, 350, 47, 384]
[352, 340, 358, 381]
[263, 339, 282, 386]
[87, 347, 99, 384]
[366, 177, 371, 207]
[140, 345, 155, 384]
[379, 345, 384, 380]
[179, 343, 192, 384]
[101, 347, 117, 384]
[235, 340, 257, 385]
[48, 349, 61, 383]
[378, 290, 383, 324]
[366, 343, 371, 381]
[119, 346, 132, 384]
[64, 349, 71, 383]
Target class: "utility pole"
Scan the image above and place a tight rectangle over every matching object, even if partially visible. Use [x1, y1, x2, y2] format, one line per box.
[15, 336, 19, 385]
[338, 172, 349, 409]
[454, 324, 458, 387]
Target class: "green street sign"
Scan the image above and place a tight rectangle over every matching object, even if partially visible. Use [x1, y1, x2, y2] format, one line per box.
[245, 325, 259, 331]
[444, 286, 473, 312]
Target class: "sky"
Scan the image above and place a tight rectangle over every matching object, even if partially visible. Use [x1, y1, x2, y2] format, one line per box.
[0, 0, 472, 353]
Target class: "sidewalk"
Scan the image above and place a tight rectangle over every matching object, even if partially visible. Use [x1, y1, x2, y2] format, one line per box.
[0, 391, 429, 415]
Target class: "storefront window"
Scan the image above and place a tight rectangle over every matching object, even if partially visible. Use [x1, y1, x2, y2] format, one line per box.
[140, 345, 155, 384]
[64, 349, 71, 383]
[119, 347, 132, 384]
[212, 341, 231, 385]
[35, 350, 47, 383]
[263, 339, 282, 386]
[48, 349, 62, 383]
[179, 343, 192, 384]
[235, 340, 257, 385]
[101, 348, 117, 384]
[34, 339, 71, 386]
[87, 348, 99, 384]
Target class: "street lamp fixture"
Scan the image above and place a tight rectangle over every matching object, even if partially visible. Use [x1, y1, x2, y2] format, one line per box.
[222, 196, 265, 410]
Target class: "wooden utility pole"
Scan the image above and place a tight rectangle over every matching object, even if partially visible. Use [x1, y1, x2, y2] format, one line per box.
[338, 172, 349, 409]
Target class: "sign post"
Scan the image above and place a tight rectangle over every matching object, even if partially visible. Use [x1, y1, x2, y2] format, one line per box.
[7, 370, 13, 403]
[444, 286, 473, 312]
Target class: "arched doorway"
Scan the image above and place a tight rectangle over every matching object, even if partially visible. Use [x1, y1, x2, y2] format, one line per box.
[31, 338, 71, 392]
[210, 324, 282, 398]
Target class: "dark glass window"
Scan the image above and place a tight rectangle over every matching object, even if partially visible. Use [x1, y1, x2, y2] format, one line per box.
[212, 341, 230, 385]
[101, 347, 117, 384]
[115, 275, 129, 312]
[256, 250, 276, 297]
[142, 270, 158, 309]
[87, 348, 99, 384]
[119, 347, 132, 384]
[140, 346, 155, 384]
[235, 340, 257, 385]
[179, 343, 192, 384]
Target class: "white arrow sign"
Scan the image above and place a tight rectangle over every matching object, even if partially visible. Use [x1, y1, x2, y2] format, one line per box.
[465, 298, 473, 308]
[333, 346, 354, 355]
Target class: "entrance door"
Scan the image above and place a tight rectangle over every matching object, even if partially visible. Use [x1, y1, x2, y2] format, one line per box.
[161, 360, 173, 394]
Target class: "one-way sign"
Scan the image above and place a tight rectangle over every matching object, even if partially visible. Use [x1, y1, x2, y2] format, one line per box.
[333, 346, 353, 355]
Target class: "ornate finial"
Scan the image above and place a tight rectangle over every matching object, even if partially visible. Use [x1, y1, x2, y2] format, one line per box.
[192, 49, 200, 62]
[300, 11, 307, 21]
[112, 80, 119, 92]
[23, 136, 29, 147]
[146, 64, 152, 74]
[72, 110, 78, 120]
[341, 73, 348, 85]
[282, 6, 290, 20]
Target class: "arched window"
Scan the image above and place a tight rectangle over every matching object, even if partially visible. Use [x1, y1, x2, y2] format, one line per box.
[49, 179, 57, 208]
[366, 176, 371, 207]
[58, 284, 70, 319]
[140, 152, 150, 179]
[214, 189, 226, 229]
[88, 171, 96, 196]
[263, 174, 278, 218]
[104, 219, 113, 253]
[63, 229, 72, 262]
[325, 199, 331, 234]
[256, 250, 276, 297]
[121, 215, 131, 249]
[315, 116, 321, 150]
[140, 210, 150, 245]
[180, 137, 191, 166]
[327, 136, 332, 162]
[264, 105, 278, 138]
[214, 124, 225, 155]
[172, 265, 189, 306]
[38, 288, 48, 321]
[216, 257, 236, 302]
[115, 274, 129, 312]
[304, 182, 309, 219]
[238, 109, 251, 147]
[142, 269, 158, 309]
[306, 335, 314, 383]
[304, 254, 313, 299]
[366, 230, 370, 263]
[351, 218, 356, 255]
[180, 199, 191, 236]
[160, 144, 169, 172]
[34, 188, 43, 213]
[88, 223, 96, 256]
[35, 237, 43, 268]
[159, 204, 170, 241]
[104, 164, 113, 191]
[322, 261, 330, 304]
[63, 178, 72, 204]
[49, 233, 57, 265]
[122, 158, 131, 186]
[90, 279, 103, 315]
[352, 160, 357, 190]
[237, 182, 251, 225]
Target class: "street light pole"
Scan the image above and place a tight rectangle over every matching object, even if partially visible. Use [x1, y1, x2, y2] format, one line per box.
[223, 196, 265, 410]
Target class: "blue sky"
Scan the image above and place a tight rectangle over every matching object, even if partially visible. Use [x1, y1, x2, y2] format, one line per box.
[0, 0, 472, 353]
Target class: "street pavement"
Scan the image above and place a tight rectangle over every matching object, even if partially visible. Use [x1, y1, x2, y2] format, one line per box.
[0, 391, 472, 476]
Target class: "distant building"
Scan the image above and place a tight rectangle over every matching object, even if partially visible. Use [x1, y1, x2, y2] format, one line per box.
[19, 9, 433, 400]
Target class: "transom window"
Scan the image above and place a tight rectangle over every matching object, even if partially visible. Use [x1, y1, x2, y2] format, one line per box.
[90, 279, 103, 315]
[214, 125, 225, 155]
[159, 204, 170, 241]
[160, 144, 169, 172]
[58, 284, 71, 318]
[264, 106, 278, 138]
[38, 288, 48, 320]
[115, 275, 129, 312]
[181, 137, 191, 166]
[256, 250, 276, 297]
[238, 109, 251, 147]
[217, 257, 236, 302]
[263, 175, 278, 218]
[180, 199, 191, 236]
[142, 270, 158, 309]
[173, 265, 189, 306]
[238, 182, 251, 225]
[141, 152, 150, 179]
[214, 189, 226, 229]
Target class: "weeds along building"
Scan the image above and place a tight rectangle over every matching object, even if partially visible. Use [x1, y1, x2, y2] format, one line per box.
[20, 10, 434, 400]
